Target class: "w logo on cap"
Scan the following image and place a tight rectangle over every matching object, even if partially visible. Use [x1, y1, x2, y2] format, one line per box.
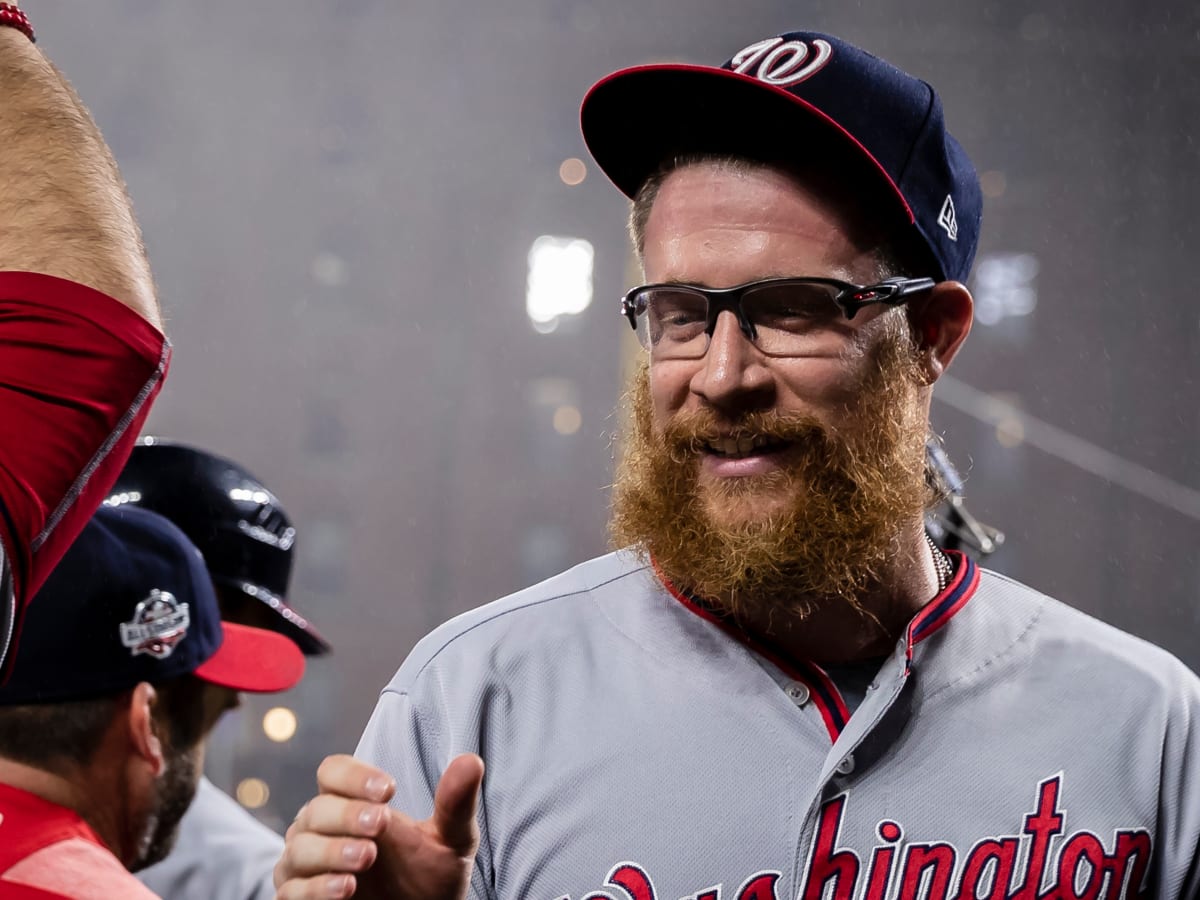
[728, 37, 833, 86]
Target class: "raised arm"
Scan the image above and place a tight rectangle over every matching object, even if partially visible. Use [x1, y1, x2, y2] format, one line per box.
[0, 6, 171, 677]
[0, 18, 160, 327]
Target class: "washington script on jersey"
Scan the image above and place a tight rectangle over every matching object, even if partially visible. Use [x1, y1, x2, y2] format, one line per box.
[556, 777, 1151, 900]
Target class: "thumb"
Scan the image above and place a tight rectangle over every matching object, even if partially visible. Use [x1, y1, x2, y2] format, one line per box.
[431, 753, 485, 857]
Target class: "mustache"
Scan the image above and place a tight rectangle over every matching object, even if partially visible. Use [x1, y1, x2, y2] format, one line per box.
[659, 410, 835, 460]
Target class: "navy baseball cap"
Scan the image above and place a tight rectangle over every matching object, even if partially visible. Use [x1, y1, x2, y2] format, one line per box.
[581, 31, 982, 283]
[0, 505, 305, 705]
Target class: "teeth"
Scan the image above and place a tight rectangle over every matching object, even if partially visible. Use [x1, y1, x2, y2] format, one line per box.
[709, 436, 774, 457]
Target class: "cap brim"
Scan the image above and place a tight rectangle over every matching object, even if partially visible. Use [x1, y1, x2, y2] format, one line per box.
[219, 578, 332, 656]
[193, 622, 306, 693]
[581, 64, 913, 224]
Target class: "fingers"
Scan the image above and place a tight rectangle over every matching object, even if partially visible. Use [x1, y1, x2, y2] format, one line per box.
[274, 872, 357, 900]
[316, 753, 396, 803]
[431, 753, 485, 857]
[293, 794, 391, 839]
[279, 828, 378, 876]
[276, 792, 394, 889]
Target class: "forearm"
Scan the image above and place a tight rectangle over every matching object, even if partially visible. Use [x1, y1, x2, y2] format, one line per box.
[0, 22, 160, 327]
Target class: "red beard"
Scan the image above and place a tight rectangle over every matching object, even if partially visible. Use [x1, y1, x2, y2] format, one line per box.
[609, 325, 933, 626]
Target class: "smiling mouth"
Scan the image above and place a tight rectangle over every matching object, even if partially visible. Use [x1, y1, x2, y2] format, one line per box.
[704, 436, 790, 459]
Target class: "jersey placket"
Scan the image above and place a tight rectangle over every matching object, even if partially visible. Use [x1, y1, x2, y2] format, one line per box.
[660, 552, 981, 897]
[789, 553, 980, 893]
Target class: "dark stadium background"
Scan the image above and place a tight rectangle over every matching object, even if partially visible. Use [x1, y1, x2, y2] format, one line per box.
[37, 0, 1200, 828]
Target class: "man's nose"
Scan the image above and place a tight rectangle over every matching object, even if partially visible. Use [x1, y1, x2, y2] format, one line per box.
[689, 310, 774, 411]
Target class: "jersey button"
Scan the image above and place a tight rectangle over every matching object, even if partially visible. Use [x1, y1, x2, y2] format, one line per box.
[835, 755, 856, 776]
[786, 683, 810, 706]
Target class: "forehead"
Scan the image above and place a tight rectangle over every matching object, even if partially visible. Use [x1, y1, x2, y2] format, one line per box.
[641, 161, 881, 286]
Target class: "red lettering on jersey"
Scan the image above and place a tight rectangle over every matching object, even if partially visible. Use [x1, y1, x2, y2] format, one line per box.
[1056, 833, 1106, 900]
[735, 872, 781, 900]
[1109, 831, 1152, 899]
[863, 820, 903, 900]
[607, 863, 656, 900]
[953, 838, 1020, 899]
[1012, 776, 1066, 899]
[863, 845, 897, 900]
[897, 843, 956, 900]
[566, 776, 1153, 900]
[800, 795, 860, 900]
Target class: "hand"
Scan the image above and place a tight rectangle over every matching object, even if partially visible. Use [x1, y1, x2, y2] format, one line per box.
[274, 752, 485, 900]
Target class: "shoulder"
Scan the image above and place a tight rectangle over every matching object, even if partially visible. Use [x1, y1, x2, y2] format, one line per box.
[977, 567, 1200, 699]
[2, 837, 157, 900]
[381, 551, 653, 694]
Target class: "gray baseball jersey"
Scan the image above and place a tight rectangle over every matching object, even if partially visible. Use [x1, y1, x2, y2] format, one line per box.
[136, 776, 279, 900]
[357, 550, 1200, 899]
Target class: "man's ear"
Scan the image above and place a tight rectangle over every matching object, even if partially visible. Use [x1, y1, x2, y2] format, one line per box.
[908, 280, 973, 382]
[127, 681, 166, 777]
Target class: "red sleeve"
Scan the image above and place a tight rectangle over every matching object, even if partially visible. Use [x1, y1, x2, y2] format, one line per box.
[0, 272, 170, 679]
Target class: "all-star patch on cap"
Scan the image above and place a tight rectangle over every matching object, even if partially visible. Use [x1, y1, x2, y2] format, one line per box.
[580, 31, 983, 283]
[0, 505, 305, 705]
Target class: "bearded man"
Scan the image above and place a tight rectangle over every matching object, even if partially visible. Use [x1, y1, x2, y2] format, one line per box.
[274, 31, 1200, 900]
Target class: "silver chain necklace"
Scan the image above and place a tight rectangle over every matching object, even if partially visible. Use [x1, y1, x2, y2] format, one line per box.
[926, 532, 953, 593]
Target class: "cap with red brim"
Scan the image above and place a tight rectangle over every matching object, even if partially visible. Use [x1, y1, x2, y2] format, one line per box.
[579, 31, 983, 284]
[194, 622, 306, 693]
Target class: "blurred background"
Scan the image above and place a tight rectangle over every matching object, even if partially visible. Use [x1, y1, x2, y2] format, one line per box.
[35, 1, 1199, 829]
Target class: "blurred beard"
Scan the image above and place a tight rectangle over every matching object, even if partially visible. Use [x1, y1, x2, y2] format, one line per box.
[610, 323, 932, 626]
[130, 741, 201, 872]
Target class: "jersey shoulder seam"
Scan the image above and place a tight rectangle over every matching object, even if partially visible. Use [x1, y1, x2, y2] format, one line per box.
[925, 579, 1048, 701]
[382, 555, 651, 694]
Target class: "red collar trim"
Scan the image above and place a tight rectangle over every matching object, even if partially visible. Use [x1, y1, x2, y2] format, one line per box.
[654, 551, 981, 739]
[904, 551, 979, 663]
[656, 564, 850, 741]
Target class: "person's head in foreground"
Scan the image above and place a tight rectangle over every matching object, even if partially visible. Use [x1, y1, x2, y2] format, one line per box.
[583, 31, 981, 655]
[0, 504, 305, 874]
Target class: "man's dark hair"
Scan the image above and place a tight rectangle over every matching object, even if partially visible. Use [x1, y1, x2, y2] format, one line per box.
[0, 673, 210, 773]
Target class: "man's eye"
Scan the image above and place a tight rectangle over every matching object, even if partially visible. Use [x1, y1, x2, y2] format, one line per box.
[651, 295, 707, 326]
[662, 308, 704, 325]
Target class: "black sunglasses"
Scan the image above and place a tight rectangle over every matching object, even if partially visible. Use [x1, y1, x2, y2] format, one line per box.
[621, 276, 936, 359]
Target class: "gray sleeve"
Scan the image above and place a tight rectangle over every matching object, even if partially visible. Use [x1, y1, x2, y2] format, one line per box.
[356, 688, 494, 899]
[136, 776, 282, 900]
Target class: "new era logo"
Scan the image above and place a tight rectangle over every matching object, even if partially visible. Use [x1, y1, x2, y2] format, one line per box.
[938, 195, 958, 241]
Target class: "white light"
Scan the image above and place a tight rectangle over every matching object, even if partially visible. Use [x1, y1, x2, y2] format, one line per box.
[526, 236, 594, 330]
[103, 491, 141, 508]
[973, 253, 1039, 326]
[311, 252, 348, 287]
[229, 488, 270, 504]
[263, 707, 298, 743]
[236, 777, 270, 809]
